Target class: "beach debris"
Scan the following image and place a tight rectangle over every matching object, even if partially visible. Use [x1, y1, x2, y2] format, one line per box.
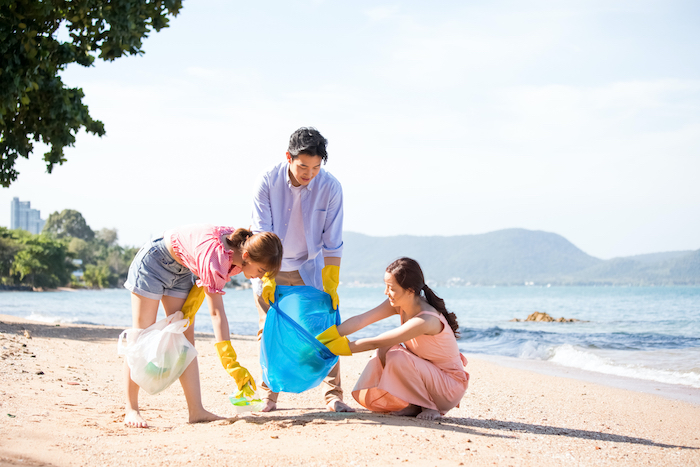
[510, 312, 583, 323]
[23, 330, 31, 339]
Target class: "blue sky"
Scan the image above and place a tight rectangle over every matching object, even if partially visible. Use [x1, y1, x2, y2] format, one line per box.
[2, 0, 699, 259]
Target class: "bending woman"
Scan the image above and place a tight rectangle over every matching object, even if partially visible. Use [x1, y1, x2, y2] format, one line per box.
[123, 225, 282, 428]
[318, 257, 468, 420]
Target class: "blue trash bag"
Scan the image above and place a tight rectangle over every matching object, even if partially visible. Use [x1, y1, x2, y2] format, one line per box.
[260, 285, 340, 393]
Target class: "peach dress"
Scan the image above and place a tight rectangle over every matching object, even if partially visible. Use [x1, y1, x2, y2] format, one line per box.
[352, 311, 469, 415]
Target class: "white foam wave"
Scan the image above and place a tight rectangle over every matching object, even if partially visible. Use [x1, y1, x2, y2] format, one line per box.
[517, 340, 555, 360]
[547, 344, 700, 388]
[26, 313, 79, 325]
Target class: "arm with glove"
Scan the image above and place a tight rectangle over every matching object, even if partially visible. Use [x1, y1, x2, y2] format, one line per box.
[316, 297, 396, 355]
[215, 340, 256, 396]
[322, 257, 341, 310]
[207, 292, 256, 393]
[317, 299, 437, 356]
[181, 284, 206, 326]
[320, 182, 343, 311]
[261, 272, 276, 305]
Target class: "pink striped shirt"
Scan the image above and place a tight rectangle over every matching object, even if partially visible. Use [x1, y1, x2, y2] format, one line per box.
[170, 224, 242, 294]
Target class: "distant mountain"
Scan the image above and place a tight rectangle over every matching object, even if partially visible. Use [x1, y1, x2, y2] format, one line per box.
[620, 251, 693, 264]
[572, 249, 700, 285]
[669, 249, 700, 278]
[341, 229, 700, 286]
[342, 229, 600, 285]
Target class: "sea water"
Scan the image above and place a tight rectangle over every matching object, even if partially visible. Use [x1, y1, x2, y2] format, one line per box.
[2, 286, 699, 389]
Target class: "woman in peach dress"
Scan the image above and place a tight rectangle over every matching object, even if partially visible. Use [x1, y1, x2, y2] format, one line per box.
[318, 257, 468, 420]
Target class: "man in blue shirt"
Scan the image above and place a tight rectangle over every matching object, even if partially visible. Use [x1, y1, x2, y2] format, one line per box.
[251, 127, 354, 413]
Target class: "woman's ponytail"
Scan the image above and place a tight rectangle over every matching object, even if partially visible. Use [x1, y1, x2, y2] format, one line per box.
[227, 228, 283, 278]
[422, 285, 460, 337]
[227, 228, 254, 250]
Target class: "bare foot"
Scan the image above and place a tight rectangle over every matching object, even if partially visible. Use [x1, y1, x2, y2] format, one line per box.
[260, 399, 277, 412]
[327, 400, 355, 413]
[416, 408, 441, 420]
[391, 404, 422, 417]
[189, 409, 225, 424]
[124, 409, 148, 428]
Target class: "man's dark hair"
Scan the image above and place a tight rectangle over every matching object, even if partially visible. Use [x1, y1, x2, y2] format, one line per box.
[288, 127, 328, 163]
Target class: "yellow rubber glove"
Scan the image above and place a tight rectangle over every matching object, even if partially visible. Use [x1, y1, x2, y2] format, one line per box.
[261, 273, 276, 305]
[316, 324, 342, 345]
[181, 284, 206, 325]
[324, 336, 352, 356]
[316, 325, 352, 356]
[235, 382, 256, 399]
[215, 340, 257, 391]
[322, 264, 340, 310]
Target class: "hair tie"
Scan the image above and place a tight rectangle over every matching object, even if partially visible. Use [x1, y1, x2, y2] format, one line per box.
[421, 284, 428, 291]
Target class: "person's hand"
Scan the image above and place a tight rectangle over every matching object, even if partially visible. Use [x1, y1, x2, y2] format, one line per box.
[324, 336, 352, 356]
[316, 324, 341, 344]
[215, 340, 257, 390]
[235, 382, 256, 399]
[322, 265, 340, 310]
[181, 284, 205, 325]
[316, 325, 351, 356]
[261, 273, 276, 304]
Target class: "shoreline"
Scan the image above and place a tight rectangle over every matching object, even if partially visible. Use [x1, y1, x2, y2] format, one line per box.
[475, 353, 700, 406]
[3, 310, 699, 402]
[1, 314, 699, 466]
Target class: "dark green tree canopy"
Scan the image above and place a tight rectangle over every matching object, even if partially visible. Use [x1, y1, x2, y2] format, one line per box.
[2, 210, 137, 289]
[0, 0, 182, 187]
[43, 208, 94, 240]
[10, 232, 74, 288]
[0, 226, 22, 278]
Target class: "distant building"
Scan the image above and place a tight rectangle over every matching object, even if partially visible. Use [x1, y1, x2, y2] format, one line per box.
[10, 197, 45, 234]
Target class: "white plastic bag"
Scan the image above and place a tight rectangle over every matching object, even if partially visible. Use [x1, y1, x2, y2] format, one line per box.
[118, 311, 198, 395]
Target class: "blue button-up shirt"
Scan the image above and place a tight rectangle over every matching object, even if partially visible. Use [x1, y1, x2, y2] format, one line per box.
[251, 161, 343, 292]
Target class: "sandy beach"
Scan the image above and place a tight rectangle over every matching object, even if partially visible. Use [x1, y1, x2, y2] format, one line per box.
[1, 314, 699, 467]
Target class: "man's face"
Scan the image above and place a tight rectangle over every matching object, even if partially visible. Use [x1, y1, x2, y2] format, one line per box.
[287, 152, 323, 187]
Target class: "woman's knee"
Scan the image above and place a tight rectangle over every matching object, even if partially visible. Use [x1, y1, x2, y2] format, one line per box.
[384, 346, 411, 367]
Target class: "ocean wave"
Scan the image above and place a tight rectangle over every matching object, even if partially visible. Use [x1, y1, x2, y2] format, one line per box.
[26, 312, 80, 325]
[458, 327, 700, 388]
[548, 344, 700, 388]
[458, 326, 700, 353]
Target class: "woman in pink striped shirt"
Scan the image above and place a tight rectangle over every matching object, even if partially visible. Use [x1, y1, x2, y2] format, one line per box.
[123, 224, 282, 428]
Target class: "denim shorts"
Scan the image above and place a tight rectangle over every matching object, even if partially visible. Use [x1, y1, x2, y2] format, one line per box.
[124, 237, 194, 300]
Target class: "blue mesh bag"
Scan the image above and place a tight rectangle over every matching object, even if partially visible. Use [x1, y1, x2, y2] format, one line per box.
[260, 285, 340, 393]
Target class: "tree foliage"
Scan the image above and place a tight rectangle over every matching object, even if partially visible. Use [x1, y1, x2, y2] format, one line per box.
[0, 226, 22, 279]
[96, 227, 118, 246]
[43, 208, 94, 240]
[9, 231, 74, 288]
[1, 210, 138, 289]
[83, 263, 111, 288]
[0, 0, 183, 187]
